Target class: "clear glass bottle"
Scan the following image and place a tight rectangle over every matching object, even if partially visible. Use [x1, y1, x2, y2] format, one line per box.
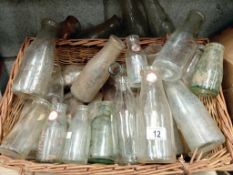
[191, 43, 224, 96]
[12, 19, 57, 99]
[71, 35, 125, 103]
[182, 44, 204, 87]
[142, 0, 175, 36]
[0, 98, 51, 159]
[114, 75, 137, 164]
[37, 103, 67, 163]
[47, 64, 64, 103]
[164, 81, 225, 153]
[119, 0, 149, 36]
[62, 105, 90, 164]
[152, 10, 205, 81]
[89, 101, 117, 164]
[136, 66, 176, 163]
[126, 35, 148, 88]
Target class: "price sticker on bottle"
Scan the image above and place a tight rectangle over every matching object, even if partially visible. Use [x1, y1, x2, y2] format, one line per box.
[146, 127, 167, 140]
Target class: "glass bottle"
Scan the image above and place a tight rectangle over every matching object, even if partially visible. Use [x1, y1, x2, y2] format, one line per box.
[71, 35, 125, 103]
[136, 66, 176, 163]
[78, 15, 122, 39]
[191, 43, 224, 96]
[47, 64, 64, 103]
[119, 0, 149, 36]
[182, 44, 204, 87]
[126, 35, 148, 88]
[89, 101, 117, 164]
[58, 15, 81, 39]
[37, 103, 67, 163]
[164, 81, 225, 153]
[114, 75, 137, 164]
[12, 19, 57, 99]
[0, 98, 51, 159]
[142, 0, 175, 36]
[62, 105, 90, 164]
[152, 10, 205, 81]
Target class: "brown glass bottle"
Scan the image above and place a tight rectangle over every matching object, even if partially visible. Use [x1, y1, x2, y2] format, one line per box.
[58, 16, 81, 39]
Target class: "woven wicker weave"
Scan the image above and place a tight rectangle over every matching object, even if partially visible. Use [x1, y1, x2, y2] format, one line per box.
[0, 37, 233, 175]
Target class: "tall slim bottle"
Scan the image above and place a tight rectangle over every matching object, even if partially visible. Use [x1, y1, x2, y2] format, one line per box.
[136, 66, 176, 163]
[12, 19, 57, 99]
[142, 0, 175, 36]
[71, 35, 125, 103]
[119, 0, 149, 36]
[153, 10, 205, 81]
[114, 75, 137, 164]
[125, 35, 148, 88]
[164, 81, 225, 153]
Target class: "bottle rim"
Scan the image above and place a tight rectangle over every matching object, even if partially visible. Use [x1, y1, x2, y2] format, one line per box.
[205, 42, 225, 51]
[109, 35, 125, 50]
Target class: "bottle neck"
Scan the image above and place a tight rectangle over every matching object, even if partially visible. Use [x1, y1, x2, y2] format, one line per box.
[178, 10, 204, 37]
[37, 19, 58, 40]
[115, 76, 128, 91]
[74, 105, 89, 121]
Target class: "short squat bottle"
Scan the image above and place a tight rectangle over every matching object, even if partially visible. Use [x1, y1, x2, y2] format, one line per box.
[0, 98, 51, 159]
[164, 81, 225, 153]
[191, 43, 224, 96]
[89, 101, 117, 164]
[126, 35, 148, 88]
[12, 19, 57, 99]
[114, 75, 137, 164]
[37, 103, 67, 163]
[136, 66, 176, 163]
[71, 35, 125, 103]
[153, 10, 205, 81]
[62, 105, 91, 164]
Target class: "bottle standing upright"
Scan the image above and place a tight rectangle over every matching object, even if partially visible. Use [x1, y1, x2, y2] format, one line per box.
[136, 66, 176, 163]
[12, 19, 57, 99]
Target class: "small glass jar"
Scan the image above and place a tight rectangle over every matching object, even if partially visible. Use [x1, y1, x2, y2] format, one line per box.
[36, 103, 67, 163]
[191, 43, 224, 96]
[62, 105, 90, 164]
[12, 19, 57, 99]
[136, 66, 176, 163]
[164, 81, 225, 153]
[125, 35, 148, 88]
[0, 98, 51, 159]
[89, 101, 118, 164]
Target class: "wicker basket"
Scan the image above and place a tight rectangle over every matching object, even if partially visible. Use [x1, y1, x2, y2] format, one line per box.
[0, 37, 233, 175]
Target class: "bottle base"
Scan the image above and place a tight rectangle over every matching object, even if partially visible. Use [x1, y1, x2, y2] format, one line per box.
[191, 86, 219, 97]
[88, 157, 114, 164]
[137, 156, 176, 164]
[0, 146, 23, 159]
